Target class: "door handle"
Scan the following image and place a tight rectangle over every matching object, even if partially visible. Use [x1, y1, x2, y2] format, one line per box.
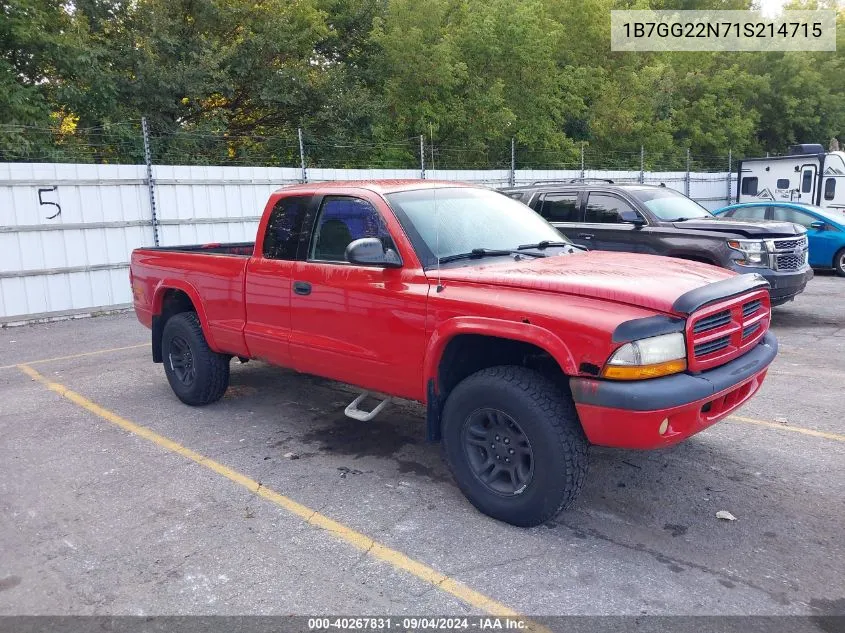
[293, 281, 312, 296]
[577, 233, 594, 240]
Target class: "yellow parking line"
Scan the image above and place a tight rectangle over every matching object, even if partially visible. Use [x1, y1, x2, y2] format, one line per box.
[16, 363, 522, 619]
[730, 415, 845, 443]
[0, 344, 147, 370]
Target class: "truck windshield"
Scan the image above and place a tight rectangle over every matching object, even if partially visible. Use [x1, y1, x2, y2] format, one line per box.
[631, 188, 713, 221]
[386, 188, 569, 268]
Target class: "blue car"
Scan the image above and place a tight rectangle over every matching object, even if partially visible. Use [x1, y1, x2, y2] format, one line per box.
[714, 202, 845, 277]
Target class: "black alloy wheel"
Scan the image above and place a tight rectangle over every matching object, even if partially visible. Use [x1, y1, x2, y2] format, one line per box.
[462, 408, 534, 496]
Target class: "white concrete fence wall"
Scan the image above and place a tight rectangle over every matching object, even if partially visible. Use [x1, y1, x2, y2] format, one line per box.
[0, 162, 736, 324]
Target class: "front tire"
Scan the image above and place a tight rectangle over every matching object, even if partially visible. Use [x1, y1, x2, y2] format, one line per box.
[162, 312, 230, 406]
[441, 366, 588, 527]
[834, 248, 845, 277]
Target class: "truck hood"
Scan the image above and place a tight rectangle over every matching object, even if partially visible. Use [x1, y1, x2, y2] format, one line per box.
[436, 251, 735, 314]
[674, 217, 805, 237]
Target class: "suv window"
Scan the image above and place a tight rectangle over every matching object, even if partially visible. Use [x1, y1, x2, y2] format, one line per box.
[262, 195, 311, 260]
[540, 193, 580, 222]
[584, 193, 638, 224]
[771, 206, 815, 228]
[310, 196, 395, 262]
[729, 206, 769, 221]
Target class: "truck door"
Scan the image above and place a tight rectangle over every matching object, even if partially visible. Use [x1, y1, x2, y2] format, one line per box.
[799, 164, 818, 204]
[243, 195, 313, 367]
[289, 194, 428, 400]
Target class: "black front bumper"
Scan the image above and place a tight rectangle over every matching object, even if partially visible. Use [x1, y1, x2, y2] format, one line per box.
[727, 264, 813, 305]
[570, 332, 778, 411]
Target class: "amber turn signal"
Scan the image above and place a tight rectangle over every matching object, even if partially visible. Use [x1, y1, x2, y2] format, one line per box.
[601, 359, 687, 380]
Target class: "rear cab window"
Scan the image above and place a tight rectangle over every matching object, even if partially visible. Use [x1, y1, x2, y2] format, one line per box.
[262, 195, 312, 260]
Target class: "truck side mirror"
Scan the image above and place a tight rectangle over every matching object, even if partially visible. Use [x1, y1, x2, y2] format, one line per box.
[345, 238, 402, 268]
[619, 209, 646, 226]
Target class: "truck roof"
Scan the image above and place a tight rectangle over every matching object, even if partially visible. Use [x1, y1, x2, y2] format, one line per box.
[275, 179, 483, 195]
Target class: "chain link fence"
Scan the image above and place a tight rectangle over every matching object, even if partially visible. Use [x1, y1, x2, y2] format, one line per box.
[0, 120, 737, 180]
[0, 120, 745, 322]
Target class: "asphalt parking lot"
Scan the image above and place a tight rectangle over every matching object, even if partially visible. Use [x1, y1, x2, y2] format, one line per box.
[1, 274, 843, 621]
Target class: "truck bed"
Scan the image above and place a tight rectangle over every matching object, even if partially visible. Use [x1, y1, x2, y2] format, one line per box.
[141, 242, 255, 256]
[131, 242, 254, 358]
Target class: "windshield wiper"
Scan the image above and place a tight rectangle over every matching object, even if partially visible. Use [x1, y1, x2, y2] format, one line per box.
[516, 240, 572, 251]
[667, 217, 691, 222]
[438, 248, 546, 264]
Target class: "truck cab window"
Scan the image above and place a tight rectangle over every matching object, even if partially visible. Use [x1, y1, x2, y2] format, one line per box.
[585, 193, 638, 224]
[262, 195, 311, 260]
[741, 177, 758, 196]
[310, 197, 395, 262]
[540, 193, 580, 222]
[825, 178, 836, 201]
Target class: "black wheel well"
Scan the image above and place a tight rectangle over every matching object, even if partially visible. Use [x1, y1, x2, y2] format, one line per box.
[426, 334, 568, 441]
[152, 289, 197, 363]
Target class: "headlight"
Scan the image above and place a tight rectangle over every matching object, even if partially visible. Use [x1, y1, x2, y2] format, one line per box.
[602, 332, 687, 380]
[727, 239, 767, 267]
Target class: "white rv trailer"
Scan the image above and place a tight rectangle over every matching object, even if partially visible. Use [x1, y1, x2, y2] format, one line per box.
[736, 144, 845, 213]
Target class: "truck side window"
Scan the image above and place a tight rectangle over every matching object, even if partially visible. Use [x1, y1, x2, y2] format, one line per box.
[584, 193, 638, 224]
[825, 178, 836, 201]
[540, 193, 580, 222]
[740, 177, 758, 196]
[310, 196, 395, 262]
[262, 195, 311, 260]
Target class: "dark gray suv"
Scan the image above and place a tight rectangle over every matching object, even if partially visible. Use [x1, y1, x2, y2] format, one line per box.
[502, 181, 813, 306]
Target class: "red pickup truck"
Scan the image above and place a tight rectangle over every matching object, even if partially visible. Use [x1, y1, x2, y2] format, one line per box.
[131, 180, 777, 526]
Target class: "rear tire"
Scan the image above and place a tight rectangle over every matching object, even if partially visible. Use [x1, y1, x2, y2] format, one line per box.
[834, 248, 845, 277]
[162, 312, 230, 406]
[441, 365, 588, 527]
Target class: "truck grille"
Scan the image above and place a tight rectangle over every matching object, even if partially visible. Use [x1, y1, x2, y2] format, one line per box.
[770, 236, 808, 271]
[693, 310, 731, 334]
[742, 299, 762, 318]
[686, 290, 771, 372]
[694, 336, 731, 357]
[772, 236, 807, 251]
[742, 322, 761, 338]
[776, 253, 806, 271]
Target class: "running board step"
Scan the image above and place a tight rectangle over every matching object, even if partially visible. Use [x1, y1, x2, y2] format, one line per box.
[344, 392, 390, 422]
